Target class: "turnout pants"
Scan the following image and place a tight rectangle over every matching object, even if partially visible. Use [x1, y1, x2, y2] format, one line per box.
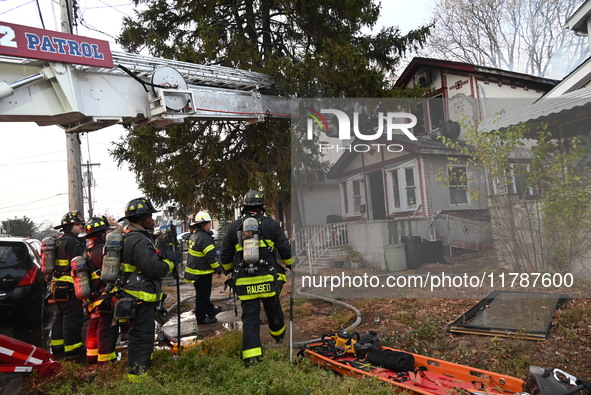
[127, 300, 156, 376]
[50, 288, 85, 358]
[240, 294, 285, 364]
[86, 299, 118, 364]
[194, 273, 215, 322]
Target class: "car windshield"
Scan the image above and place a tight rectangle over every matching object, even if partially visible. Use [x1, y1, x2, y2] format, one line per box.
[0, 244, 27, 264]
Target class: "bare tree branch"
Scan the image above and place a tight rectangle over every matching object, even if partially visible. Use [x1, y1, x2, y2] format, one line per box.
[423, 0, 588, 78]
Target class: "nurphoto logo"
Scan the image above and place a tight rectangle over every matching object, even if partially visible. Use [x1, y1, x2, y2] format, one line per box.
[305, 107, 419, 153]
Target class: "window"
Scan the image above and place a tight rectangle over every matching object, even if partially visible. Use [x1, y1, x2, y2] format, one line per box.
[405, 168, 417, 206]
[412, 101, 426, 136]
[342, 182, 349, 214]
[428, 95, 445, 131]
[392, 171, 400, 208]
[352, 180, 362, 214]
[387, 163, 418, 212]
[411, 96, 446, 135]
[449, 165, 469, 205]
[341, 179, 363, 216]
[499, 163, 535, 198]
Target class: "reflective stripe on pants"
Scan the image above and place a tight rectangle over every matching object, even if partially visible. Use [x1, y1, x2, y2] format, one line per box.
[240, 294, 284, 361]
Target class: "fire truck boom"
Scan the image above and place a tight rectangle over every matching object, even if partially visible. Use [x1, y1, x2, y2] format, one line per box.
[0, 50, 294, 132]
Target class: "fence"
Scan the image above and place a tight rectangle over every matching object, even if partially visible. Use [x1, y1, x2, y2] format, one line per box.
[433, 214, 492, 251]
[293, 222, 349, 273]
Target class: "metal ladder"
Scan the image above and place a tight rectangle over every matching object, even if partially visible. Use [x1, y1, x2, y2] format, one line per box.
[76, 51, 276, 91]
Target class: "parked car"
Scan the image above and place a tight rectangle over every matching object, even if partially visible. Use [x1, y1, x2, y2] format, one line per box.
[0, 237, 47, 326]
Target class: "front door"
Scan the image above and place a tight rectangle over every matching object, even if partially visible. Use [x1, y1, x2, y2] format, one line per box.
[367, 170, 387, 220]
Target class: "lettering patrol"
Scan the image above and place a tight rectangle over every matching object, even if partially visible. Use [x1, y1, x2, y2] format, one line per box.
[25, 33, 105, 61]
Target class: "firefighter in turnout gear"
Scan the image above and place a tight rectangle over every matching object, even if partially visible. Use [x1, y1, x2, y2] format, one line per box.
[184, 211, 223, 325]
[81, 217, 119, 364]
[50, 211, 87, 360]
[220, 191, 294, 366]
[118, 198, 175, 381]
[155, 226, 181, 270]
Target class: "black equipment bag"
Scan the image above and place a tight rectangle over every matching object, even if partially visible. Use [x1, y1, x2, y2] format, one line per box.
[366, 348, 415, 372]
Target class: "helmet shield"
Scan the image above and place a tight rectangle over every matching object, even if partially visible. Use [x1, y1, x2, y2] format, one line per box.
[54, 210, 85, 230]
[84, 216, 110, 237]
[190, 211, 212, 226]
[118, 197, 159, 222]
[243, 190, 264, 207]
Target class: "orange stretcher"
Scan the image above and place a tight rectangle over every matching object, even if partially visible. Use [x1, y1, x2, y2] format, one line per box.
[302, 334, 525, 395]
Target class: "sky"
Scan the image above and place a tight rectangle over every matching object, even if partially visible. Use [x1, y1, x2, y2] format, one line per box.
[0, 0, 433, 231]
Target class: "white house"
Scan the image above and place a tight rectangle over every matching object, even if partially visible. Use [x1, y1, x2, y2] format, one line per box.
[300, 58, 558, 268]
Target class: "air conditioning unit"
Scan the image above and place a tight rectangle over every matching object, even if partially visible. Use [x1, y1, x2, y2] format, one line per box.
[416, 72, 432, 86]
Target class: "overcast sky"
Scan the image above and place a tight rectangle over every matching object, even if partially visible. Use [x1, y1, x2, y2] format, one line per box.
[0, 0, 432, 230]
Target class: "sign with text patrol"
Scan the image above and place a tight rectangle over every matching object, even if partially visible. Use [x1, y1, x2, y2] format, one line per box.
[0, 21, 113, 68]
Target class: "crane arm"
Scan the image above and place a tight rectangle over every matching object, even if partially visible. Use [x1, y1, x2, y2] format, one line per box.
[0, 22, 294, 132]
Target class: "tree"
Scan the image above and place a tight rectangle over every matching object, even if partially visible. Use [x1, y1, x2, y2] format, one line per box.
[424, 0, 588, 78]
[1, 216, 37, 238]
[440, 123, 591, 272]
[112, 0, 431, 219]
[33, 220, 60, 240]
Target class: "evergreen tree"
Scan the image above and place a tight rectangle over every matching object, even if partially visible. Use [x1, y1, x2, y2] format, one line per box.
[1, 216, 37, 238]
[112, 0, 431, 218]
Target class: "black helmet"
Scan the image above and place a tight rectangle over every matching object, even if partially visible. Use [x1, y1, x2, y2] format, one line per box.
[54, 210, 85, 230]
[243, 190, 264, 207]
[118, 197, 159, 222]
[84, 216, 110, 237]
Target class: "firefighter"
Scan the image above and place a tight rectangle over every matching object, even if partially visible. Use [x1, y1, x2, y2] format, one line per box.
[220, 191, 294, 366]
[117, 197, 175, 381]
[157, 226, 180, 260]
[82, 216, 119, 364]
[184, 211, 223, 325]
[50, 210, 87, 361]
[154, 228, 164, 250]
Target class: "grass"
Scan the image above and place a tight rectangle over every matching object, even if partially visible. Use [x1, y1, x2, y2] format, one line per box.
[23, 295, 591, 394]
[25, 331, 394, 395]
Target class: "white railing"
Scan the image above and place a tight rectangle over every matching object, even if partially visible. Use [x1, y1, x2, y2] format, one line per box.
[293, 223, 348, 273]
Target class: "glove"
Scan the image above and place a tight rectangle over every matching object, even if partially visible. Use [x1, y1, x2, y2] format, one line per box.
[156, 249, 169, 260]
[213, 265, 223, 275]
[223, 276, 234, 292]
[155, 308, 168, 326]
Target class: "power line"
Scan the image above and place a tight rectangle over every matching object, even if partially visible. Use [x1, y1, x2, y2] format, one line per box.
[0, 0, 35, 16]
[0, 160, 65, 167]
[93, 1, 134, 16]
[0, 193, 67, 211]
[35, 0, 45, 28]
[82, 161, 100, 218]
[76, 0, 134, 40]
[0, 150, 65, 162]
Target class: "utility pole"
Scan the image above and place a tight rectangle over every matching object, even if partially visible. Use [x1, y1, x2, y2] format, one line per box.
[82, 162, 100, 218]
[61, 0, 84, 214]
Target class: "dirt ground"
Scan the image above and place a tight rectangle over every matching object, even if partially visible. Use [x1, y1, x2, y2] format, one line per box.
[161, 251, 591, 391]
[284, 250, 591, 390]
